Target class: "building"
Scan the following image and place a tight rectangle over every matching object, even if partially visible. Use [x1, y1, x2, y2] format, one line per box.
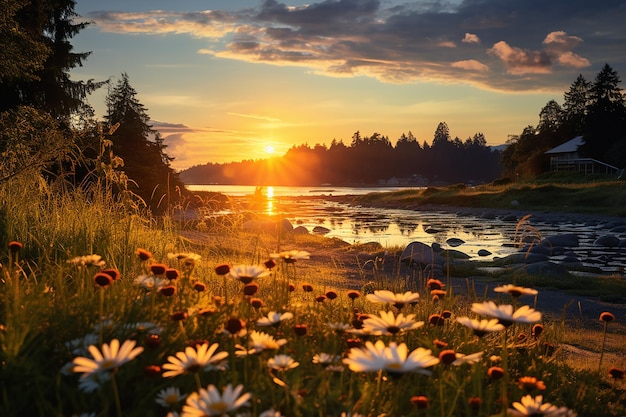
[545, 136, 620, 175]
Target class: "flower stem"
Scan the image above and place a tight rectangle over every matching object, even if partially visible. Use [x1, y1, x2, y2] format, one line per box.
[598, 321, 608, 373]
[110, 372, 123, 417]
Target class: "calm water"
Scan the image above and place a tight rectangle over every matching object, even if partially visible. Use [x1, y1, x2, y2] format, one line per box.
[186, 185, 626, 271]
[186, 185, 515, 259]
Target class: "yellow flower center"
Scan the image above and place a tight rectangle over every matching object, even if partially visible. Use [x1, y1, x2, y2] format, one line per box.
[165, 394, 179, 406]
[387, 362, 403, 370]
[209, 401, 229, 413]
[101, 359, 117, 371]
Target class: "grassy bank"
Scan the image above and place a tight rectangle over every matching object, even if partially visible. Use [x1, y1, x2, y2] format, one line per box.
[345, 173, 626, 217]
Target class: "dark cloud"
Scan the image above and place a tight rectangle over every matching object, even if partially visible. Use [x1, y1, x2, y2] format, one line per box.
[90, 0, 626, 92]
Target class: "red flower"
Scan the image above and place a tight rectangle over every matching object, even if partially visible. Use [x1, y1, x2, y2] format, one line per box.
[243, 283, 259, 296]
[347, 290, 361, 300]
[608, 368, 624, 379]
[135, 248, 152, 261]
[487, 366, 504, 380]
[193, 282, 207, 292]
[150, 263, 167, 275]
[170, 311, 188, 321]
[293, 324, 308, 336]
[8, 241, 23, 253]
[600, 311, 615, 322]
[264, 259, 277, 269]
[439, 349, 457, 365]
[159, 285, 176, 297]
[325, 290, 338, 300]
[165, 268, 180, 280]
[101, 268, 121, 281]
[410, 396, 429, 409]
[302, 283, 314, 292]
[93, 272, 113, 288]
[214, 264, 230, 275]
[143, 365, 161, 378]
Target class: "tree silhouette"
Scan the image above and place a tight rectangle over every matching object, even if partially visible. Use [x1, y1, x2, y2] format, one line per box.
[104, 73, 184, 211]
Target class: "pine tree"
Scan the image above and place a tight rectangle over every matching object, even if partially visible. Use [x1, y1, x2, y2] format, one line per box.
[104, 73, 184, 211]
[561, 74, 591, 137]
[0, 0, 105, 120]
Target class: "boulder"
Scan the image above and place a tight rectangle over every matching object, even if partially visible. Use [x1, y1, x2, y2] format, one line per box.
[593, 234, 620, 247]
[540, 233, 579, 248]
[312, 226, 331, 235]
[446, 237, 465, 247]
[497, 252, 550, 265]
[291, 226, 309, 235]
[477, 249, 492, 257]
[439, 249, 471, 260]
[513, 261, 570, 277]
[401, 242, 445, 266]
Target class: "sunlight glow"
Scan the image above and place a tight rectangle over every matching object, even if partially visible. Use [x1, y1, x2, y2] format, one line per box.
[265, 145, 275, 154]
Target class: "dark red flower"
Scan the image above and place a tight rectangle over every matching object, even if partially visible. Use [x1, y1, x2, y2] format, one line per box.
[170, 311, 188, 321]
[243, 283, 259, 296]
[214, 264, 230, 275]
[193, 282, 207, 292]
[135, 248, 152, 261]
[264, 259, 277, 269]
[411, 396, 429, 409]
[487, 366, 505, 380]
[609, 368, 625, 379]
[600, 311, 615, 322]
[293, 324, 308, 336]
[150, 263, 167, 275]
[165, 268, 180, 280]
[101, 268, 121, 281]
[439, 349, 457, 365]
[145, 334, 161, 349]
[325, 290, 338, 300]
[8, 241, 23, 253]
[93, 272, 113, 288]
[302, 283, 314, 292]
[159, 285, 176, 297]
[143, 365, 161, 378]
[347, 290, 361, 300]
[224, 317, 245, 335]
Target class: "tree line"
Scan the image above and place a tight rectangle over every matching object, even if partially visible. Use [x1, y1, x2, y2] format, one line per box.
[0, 0, 184, 213]
[501, 64, 626, 178]
[180, 125, 502, 186]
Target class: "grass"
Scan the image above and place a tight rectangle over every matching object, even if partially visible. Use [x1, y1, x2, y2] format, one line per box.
[1, 174, 625, 417]
[347, 172, 626, 216]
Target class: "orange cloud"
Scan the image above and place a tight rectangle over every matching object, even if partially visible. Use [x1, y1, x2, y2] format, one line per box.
[451, 60, 489, 72]
[462, 33, 481, 44]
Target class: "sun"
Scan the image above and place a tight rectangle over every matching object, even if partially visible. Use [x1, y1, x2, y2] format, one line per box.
[264, 145, 275, 154]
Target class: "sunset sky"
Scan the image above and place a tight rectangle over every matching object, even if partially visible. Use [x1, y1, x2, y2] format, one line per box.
[71, 0, 626, 170]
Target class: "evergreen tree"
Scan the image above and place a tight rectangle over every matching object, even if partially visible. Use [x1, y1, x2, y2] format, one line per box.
[104, 73, 184, 211]
[580, 63, 626, 165]
[561, 74, 591, 137]
[0, 0, 105, 120]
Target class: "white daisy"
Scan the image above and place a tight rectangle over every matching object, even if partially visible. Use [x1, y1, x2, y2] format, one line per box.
[494, 284, 538, 298]
[156, 386, 187, 409]
[507, 395, 577, 417]
[181, 384, 251, 417]
[267, 354, 300, 371]
[256, 311, 294, 327]
[72, 339, 143, 378]
[365, 290, 420, 309]
[456, 317, 505, 337]
[362, 310, 424, 335]
[471, 301, 542, 326]
[227, 265, 270, 284]
[162, 342, 229, 378]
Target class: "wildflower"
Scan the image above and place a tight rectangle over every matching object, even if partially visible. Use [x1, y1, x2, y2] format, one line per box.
[441, 310, 452, 319]
[170, 311, 188, 321]
[457, 317, 505, 337]
[288, 283, 296, 292]
[228, 265, 269, 284]
[362, 310, 424, 335]
[518, 376, 547, 391]
[366, 289, 420, 309]
[250, 298, 265, 309]
[193, 282, 207, 292]
[181, 384, 251, 417]
[328, 322, 352, 332]
[468, 397, 481, 411]
[159, 285, 176, 297]
[242, 282, 259, 296]
[471, 301, 541, 326]
[410, 395, 429, 409]
[507, 395, 576, 417]
[450, 351, 483, 366]
[431, 289, 446, 299]
[609, 368, 624, 379]
[343, 340, 439, 375]
[223, 318, 246, 336]
[433, 339, 448, 348]
[302, 283, 314, 292]
[325, 290, 338, 300]
[264, 258, 277, 269]
[237, 331, 287, 356]
[93, 272, 114, 288]
[156, 386, 187, 408]
[168, 252, 201, 265]
[494, 284, 538, 298]
[293, 324, 308, 336]
[312, 353, 342, 368]
[162, 342, 229, 378]
[8, 241, 23, 253]
[214, 264, 230, 275]
[270, 249, 310, 263]
[146, 334, 161, 349]
[347, 290, 361, 300]
[101, 268, 121, 281]
[268, 354, 300, 371]
[256, 311, 294, 327]
[135, 248, 152, 261]
[426, 278, 444, 290]
[165, 268, 180, 280]
[599, 311, 615, 322]
[428, 314, 445, 326]
[135, 274, 168, 291]
[72, 339, 144, 378]
[532, 324, 544, 338]
[488, 366, 505, 380]
[67, 254, 106, 268]
[150, 263, 167, 275]
[439, 349, 458, 365]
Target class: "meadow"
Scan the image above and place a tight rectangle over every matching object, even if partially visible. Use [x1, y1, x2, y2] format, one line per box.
[1, 175, 625, 417]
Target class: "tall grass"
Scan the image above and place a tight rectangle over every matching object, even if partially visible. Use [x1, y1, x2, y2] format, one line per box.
[0, 176, 624, 417]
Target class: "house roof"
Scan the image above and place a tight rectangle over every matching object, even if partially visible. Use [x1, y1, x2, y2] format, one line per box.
[545, 136, 584, 154]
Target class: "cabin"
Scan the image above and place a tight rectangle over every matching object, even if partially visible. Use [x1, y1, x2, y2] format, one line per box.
[544, 136, 620, 175]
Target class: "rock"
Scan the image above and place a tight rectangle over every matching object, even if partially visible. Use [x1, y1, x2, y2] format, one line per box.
[500, 214, 518, 222]
[446, 237, 465, 247]
[290, 225, 309, 235]
[593, 234, 620, 247]
[477, 249, 492, 257]
[512, 261, 570, 277]
[431, 242, 443, 253]
[401, 241, 445, 266]
[510, 200, 520, 206]
[540, 233, 579, 248]
[525, 245, 552, 256]
[312, 226, 331, 235]
[609, 225, 626, 233]
[498, 252, 550, 265]
[425, 227, 442, 234]
[439, 249, 471, 260]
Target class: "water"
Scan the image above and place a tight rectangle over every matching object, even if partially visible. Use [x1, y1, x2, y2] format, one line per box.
[186, 185, 626, 272]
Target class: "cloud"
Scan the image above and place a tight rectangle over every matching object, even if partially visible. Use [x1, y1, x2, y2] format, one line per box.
[87, 0, 624, 92]
[452, 60, 489, 72]
[462, 33, 481, 44]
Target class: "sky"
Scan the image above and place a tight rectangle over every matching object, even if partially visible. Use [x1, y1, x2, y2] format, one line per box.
[70, 0, 626, 171]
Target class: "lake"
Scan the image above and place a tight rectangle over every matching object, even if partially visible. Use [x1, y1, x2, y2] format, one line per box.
[186, 184, 626, 272]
